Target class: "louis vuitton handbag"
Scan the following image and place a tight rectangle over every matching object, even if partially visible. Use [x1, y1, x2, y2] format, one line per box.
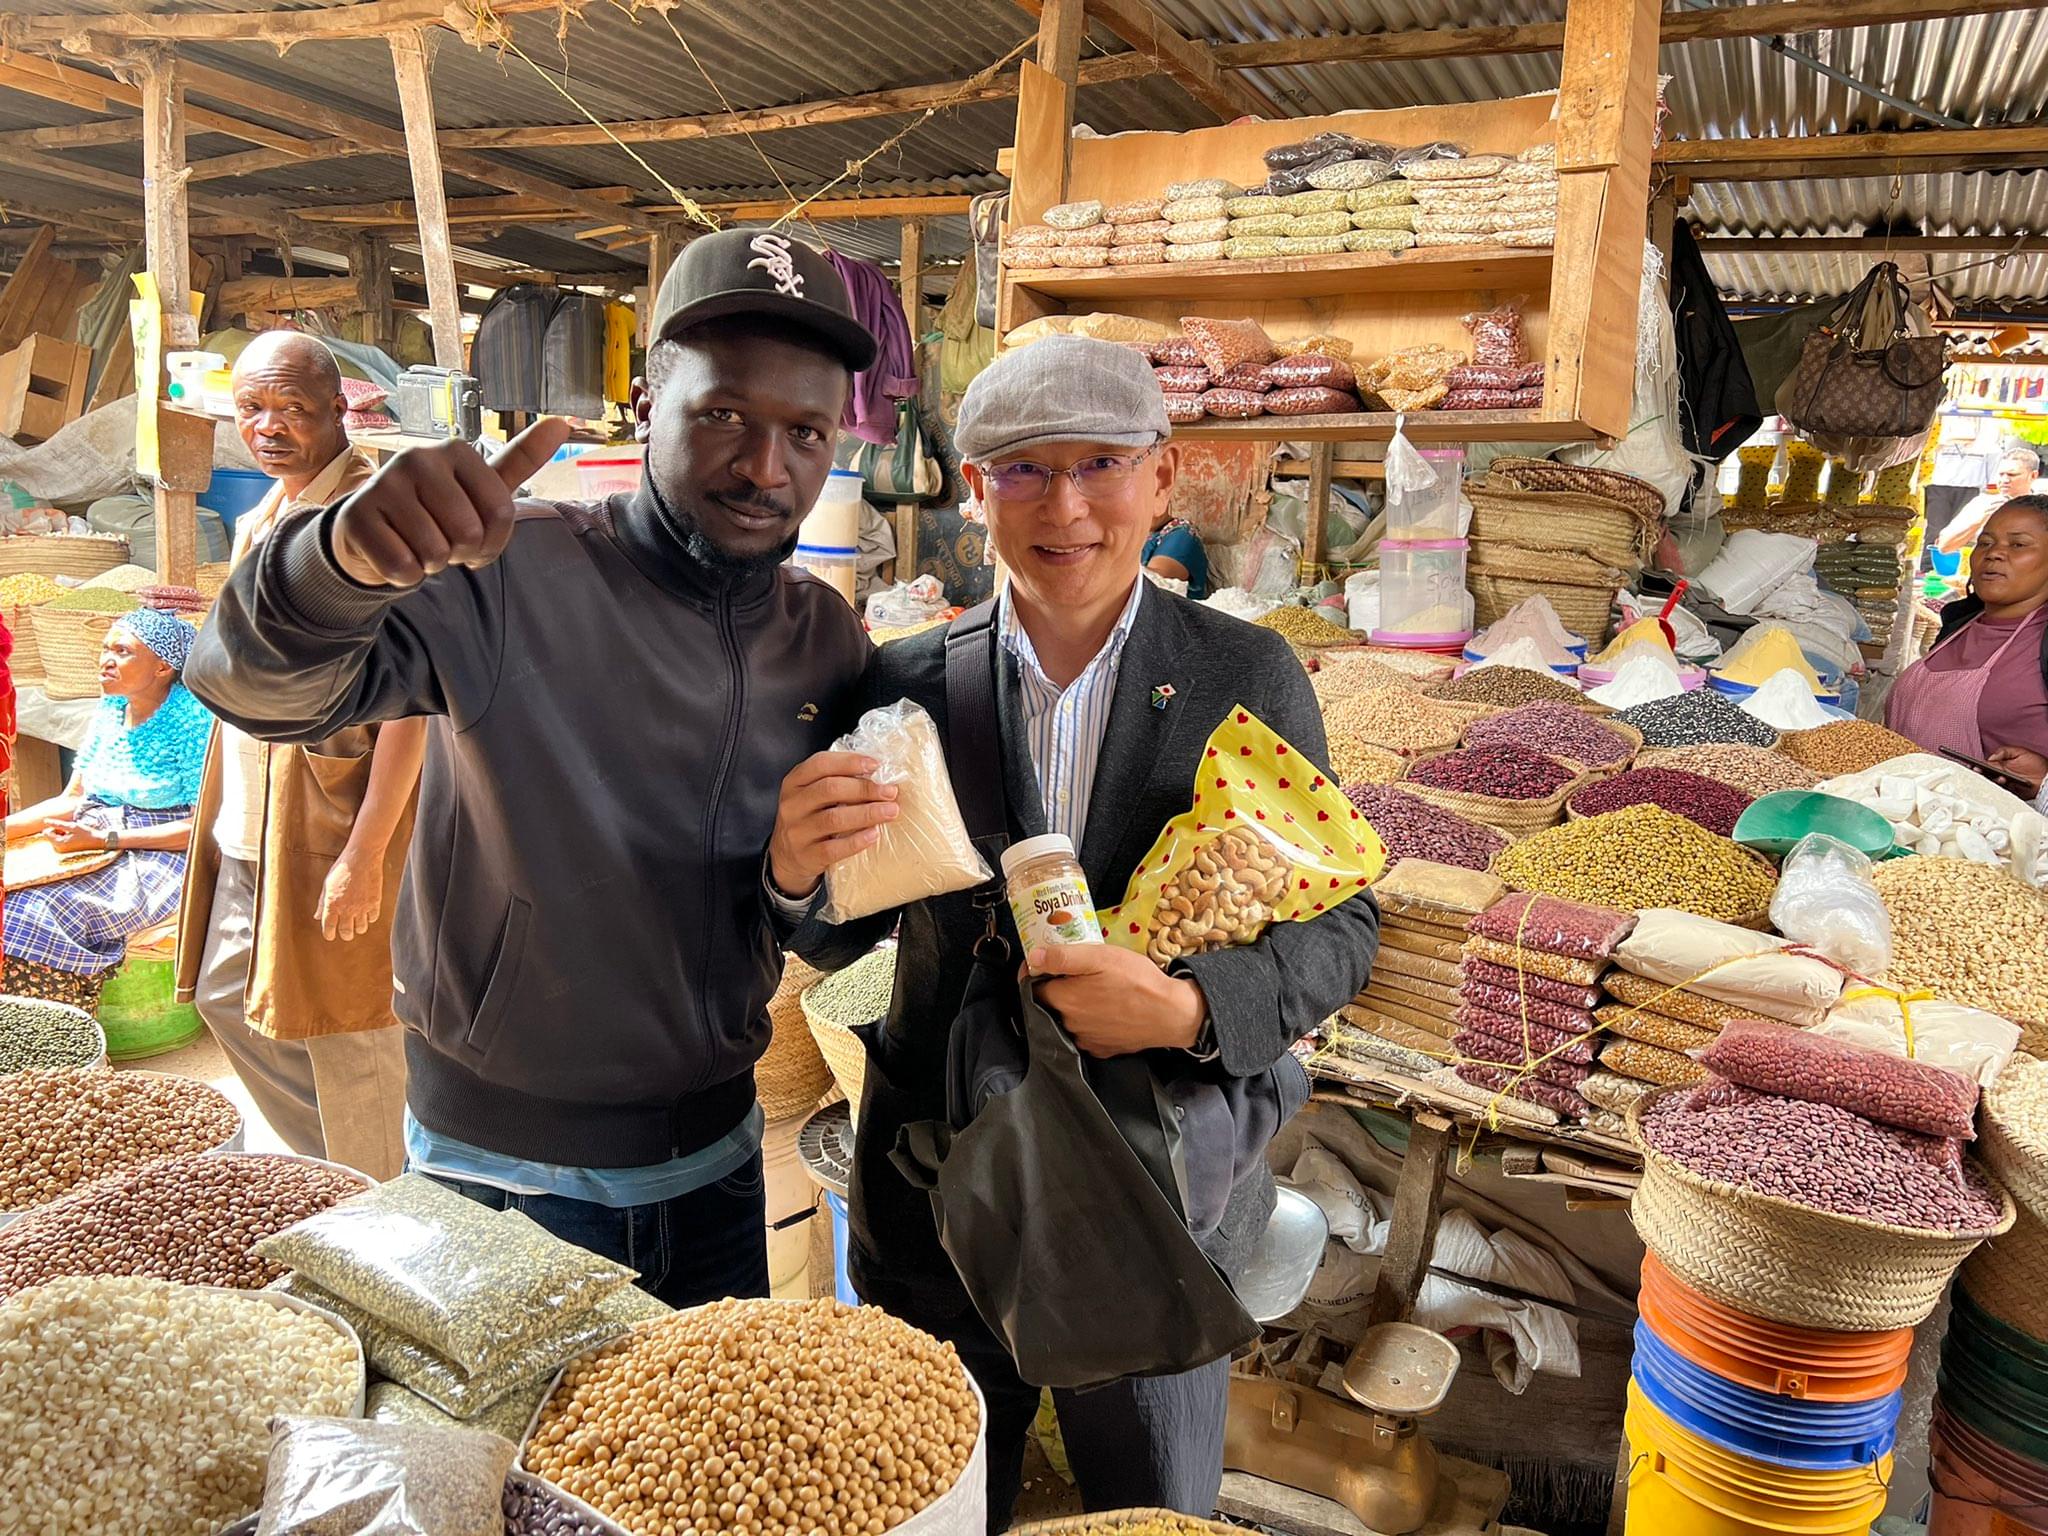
[1777, 262, 1948, 441]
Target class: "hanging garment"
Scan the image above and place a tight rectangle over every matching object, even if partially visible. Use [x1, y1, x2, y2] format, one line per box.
[542, 292, 608, 421]
[825, 249, 919, 446]
[471, 283, 554, 414]
[603, 301, 636, 405]
[1668, 221, 1762, 462]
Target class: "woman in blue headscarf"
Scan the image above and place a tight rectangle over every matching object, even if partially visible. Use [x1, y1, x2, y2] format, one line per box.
[2, 608, 211, 1006]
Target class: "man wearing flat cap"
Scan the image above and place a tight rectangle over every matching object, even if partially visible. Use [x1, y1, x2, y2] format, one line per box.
[773, 337, 1379, 1524]
[188, 229, 885, 1303]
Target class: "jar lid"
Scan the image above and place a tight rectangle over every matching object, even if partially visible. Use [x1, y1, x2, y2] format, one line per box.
[1000, 833, 1079, 878]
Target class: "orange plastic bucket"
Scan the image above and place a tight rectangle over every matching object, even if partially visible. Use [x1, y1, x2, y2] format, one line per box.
[1640, 1253, 1914, 1403]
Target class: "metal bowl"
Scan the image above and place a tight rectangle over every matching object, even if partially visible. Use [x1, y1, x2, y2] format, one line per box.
[1234, 1185, 1330, 1324]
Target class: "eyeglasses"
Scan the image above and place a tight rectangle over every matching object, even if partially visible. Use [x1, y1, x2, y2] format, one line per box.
[981, 446, 1156, 503]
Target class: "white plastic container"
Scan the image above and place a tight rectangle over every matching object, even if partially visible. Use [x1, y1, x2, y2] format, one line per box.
[1384, 447, 1465, 538]
[1370, 537, 1473, 647]
[792, 467, 865, 607]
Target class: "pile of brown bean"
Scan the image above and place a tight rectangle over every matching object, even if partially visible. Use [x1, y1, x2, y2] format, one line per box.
[1427, 667, 1585, 709]
[0, 1068, 240, 1211]
[1493, 805, 1779, 924]
[1566, 767, 1754, 836]
[1343, 783, 1507, 870]
[0, 1152, 368, 1297]
[1464, 702, 1635, 768]
[1408, 742, 1575, 799]
[1641, 1080, 2005, 1231]
[1637, 743, 1818, 796]
[1873, 856, 2048, 1028]
[1328, 732, 1406, 785]
[1322, 686, 1470, 755]
[526, 1298, 979, 1536]
[1779, 719, 1919, 776]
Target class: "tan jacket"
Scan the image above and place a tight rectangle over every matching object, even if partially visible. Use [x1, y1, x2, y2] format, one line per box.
[174, 447, 418, 1039]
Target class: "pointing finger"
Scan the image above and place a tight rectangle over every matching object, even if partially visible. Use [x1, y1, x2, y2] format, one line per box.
[489, 416, 573, 495]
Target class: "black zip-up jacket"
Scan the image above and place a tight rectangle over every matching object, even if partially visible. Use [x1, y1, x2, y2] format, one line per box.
[184, 482, 870, 1168]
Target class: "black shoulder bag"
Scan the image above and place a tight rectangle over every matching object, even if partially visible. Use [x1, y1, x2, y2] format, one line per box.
[888, 602, 1259, 1389]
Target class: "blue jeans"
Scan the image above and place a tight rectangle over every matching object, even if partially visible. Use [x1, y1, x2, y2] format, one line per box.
[427, 1152, 771, 1309]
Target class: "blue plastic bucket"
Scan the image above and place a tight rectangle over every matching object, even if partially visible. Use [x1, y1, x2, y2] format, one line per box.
[1634, 1321, 1903, 1470]
[823, 1189, 858, 1306]
[198, 468, 273, 534]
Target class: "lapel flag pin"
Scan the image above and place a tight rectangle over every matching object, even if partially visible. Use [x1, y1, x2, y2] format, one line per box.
[1151, 684, 1176, 710]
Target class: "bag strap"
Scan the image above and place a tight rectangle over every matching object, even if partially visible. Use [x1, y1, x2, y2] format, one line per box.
[943, 599, 1007, 850]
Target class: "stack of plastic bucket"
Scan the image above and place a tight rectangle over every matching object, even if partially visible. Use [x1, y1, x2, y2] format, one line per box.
[1934, 1284, 2048, 1531]
[1625, 1253, 1906, 1533]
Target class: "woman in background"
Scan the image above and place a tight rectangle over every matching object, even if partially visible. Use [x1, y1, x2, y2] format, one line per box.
[1, 609, 207, 1007]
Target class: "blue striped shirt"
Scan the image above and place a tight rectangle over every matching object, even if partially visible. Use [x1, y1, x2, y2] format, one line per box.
[998, 577, 1147, 846]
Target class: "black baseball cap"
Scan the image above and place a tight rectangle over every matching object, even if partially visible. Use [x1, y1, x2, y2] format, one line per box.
[649, 227, 878, 372]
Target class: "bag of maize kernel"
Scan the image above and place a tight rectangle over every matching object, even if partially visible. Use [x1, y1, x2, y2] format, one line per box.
[1104, 707, 1386, 967]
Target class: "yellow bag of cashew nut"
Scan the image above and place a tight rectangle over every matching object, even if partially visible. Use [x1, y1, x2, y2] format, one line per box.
[1105, 706, 1386, 967]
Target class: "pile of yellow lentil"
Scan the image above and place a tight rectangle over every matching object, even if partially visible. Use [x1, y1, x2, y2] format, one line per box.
[1254, 606, 1357, 648]
[526, 1299, 980, 1536]
[0, 573, 63, 608]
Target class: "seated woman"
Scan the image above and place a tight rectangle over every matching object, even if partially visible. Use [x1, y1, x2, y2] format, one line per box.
[2, 609, 208, 1008]
[1144, 504, 1211, 600]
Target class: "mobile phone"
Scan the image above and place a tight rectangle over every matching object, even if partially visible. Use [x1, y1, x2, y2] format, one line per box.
[1939, 746, 2035, 796]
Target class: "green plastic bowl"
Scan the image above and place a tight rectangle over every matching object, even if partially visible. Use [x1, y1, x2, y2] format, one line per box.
[1731, 790, 1897, 861]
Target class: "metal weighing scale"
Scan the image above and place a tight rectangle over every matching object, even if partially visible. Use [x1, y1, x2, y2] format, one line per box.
[1223, 1187, 1470, 1536]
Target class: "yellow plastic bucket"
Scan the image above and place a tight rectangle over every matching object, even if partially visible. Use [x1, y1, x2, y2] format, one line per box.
[1626, 1382, 1891, 1534]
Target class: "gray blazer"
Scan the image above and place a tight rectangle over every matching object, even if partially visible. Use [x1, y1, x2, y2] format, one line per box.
[794, 584, 1380, 1320]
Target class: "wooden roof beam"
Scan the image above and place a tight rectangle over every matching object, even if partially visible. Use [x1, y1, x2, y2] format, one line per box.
[0, 0, 569, 50]
[1697, 234, 2048, 253]
[189, 139, 381, 183]
[1069, 0, 1273, 121]
[0, 202, 142, 241]
[0, 56, 311, 152]
[0, 117, 139, 150]
[1658, 125, 2048, 179]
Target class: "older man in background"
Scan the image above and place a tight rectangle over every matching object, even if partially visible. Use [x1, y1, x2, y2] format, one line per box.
[1939, 446, 2045, 557]
[177, 331, 425, 1178]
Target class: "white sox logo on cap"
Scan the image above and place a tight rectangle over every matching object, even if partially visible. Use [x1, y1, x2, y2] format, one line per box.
[746, 232, 805, 298]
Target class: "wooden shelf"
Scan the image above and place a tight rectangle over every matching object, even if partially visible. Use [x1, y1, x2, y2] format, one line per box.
[1177, 409, 1583, 444]
[1004, 245, 1552, 302]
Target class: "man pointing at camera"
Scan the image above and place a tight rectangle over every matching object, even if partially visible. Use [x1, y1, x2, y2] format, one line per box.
[185, 230, 883, 1304]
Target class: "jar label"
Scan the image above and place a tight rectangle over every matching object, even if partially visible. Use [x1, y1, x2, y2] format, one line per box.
[1009, 874, 1104, 954]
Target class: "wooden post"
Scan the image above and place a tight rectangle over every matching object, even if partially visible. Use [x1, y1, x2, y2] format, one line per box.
[140, 45, 198, 588]
[1363, 1111, 1452, 1329]
[389, 29, 464, 371]
[644, 225, 680, 348]
[1649, 177, 1682, 271]
[894, 217, 925, 574]
[1544, 0, 1663, 440]
[1035, 0, 1086, 76]
[1302, 441, 1333, 580]
[349, 232, 395, 352]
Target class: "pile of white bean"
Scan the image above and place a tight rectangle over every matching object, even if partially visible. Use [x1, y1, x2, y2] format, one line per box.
[0, 1276, 360, 1536]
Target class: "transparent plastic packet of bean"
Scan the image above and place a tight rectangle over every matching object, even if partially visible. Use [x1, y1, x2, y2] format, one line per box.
[1103, 707, 1387, 968]
[1467, 890, 1637, 961]
[1697, 1016, 1981, 1141]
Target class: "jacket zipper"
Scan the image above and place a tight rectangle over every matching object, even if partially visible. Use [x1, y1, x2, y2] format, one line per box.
[692, 587, 747, 1094]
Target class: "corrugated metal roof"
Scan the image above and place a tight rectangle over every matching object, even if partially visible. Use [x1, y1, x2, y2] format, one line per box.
[1, 0, 2044, 308]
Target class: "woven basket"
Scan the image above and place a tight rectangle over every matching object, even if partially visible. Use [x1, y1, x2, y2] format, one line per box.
[1398, 756, 1594, 837]
[1014, 1509, 1240, 1536]
[1627, 1090, 2014, 1331]
[1488, 456, 1668, 520]
[801, 948, 895, 1125]
[2, 600, 45, 687]
[1960, 1197, 2048, 1345]
[28, 607, 116, 699]
[759, 954, 835, 1121]
[1468, 568, 1623, 649]
[1980, 1091, 2048, 1217]
[0, 534, 129, 581]
[1468, 482, 1659, 570]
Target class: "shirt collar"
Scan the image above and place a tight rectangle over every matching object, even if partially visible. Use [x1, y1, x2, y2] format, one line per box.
[998, 575, 1147, 695]
[243, 443, 373, 548]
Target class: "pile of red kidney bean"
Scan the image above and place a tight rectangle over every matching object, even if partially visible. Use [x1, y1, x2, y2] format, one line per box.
[1407, 742, 1574, 799]
[1697, 1017, 1980, 1140]
[1566, 767, 1755, 837]
[1342, 783, 1508, 870]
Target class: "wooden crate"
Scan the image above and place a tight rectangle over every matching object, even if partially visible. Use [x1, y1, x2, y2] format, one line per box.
[1000, 0, 1662, 446]
[0, 333, 90, 445]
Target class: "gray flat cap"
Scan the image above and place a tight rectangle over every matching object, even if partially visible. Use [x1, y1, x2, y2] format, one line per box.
[955, 335, 1172, 462]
